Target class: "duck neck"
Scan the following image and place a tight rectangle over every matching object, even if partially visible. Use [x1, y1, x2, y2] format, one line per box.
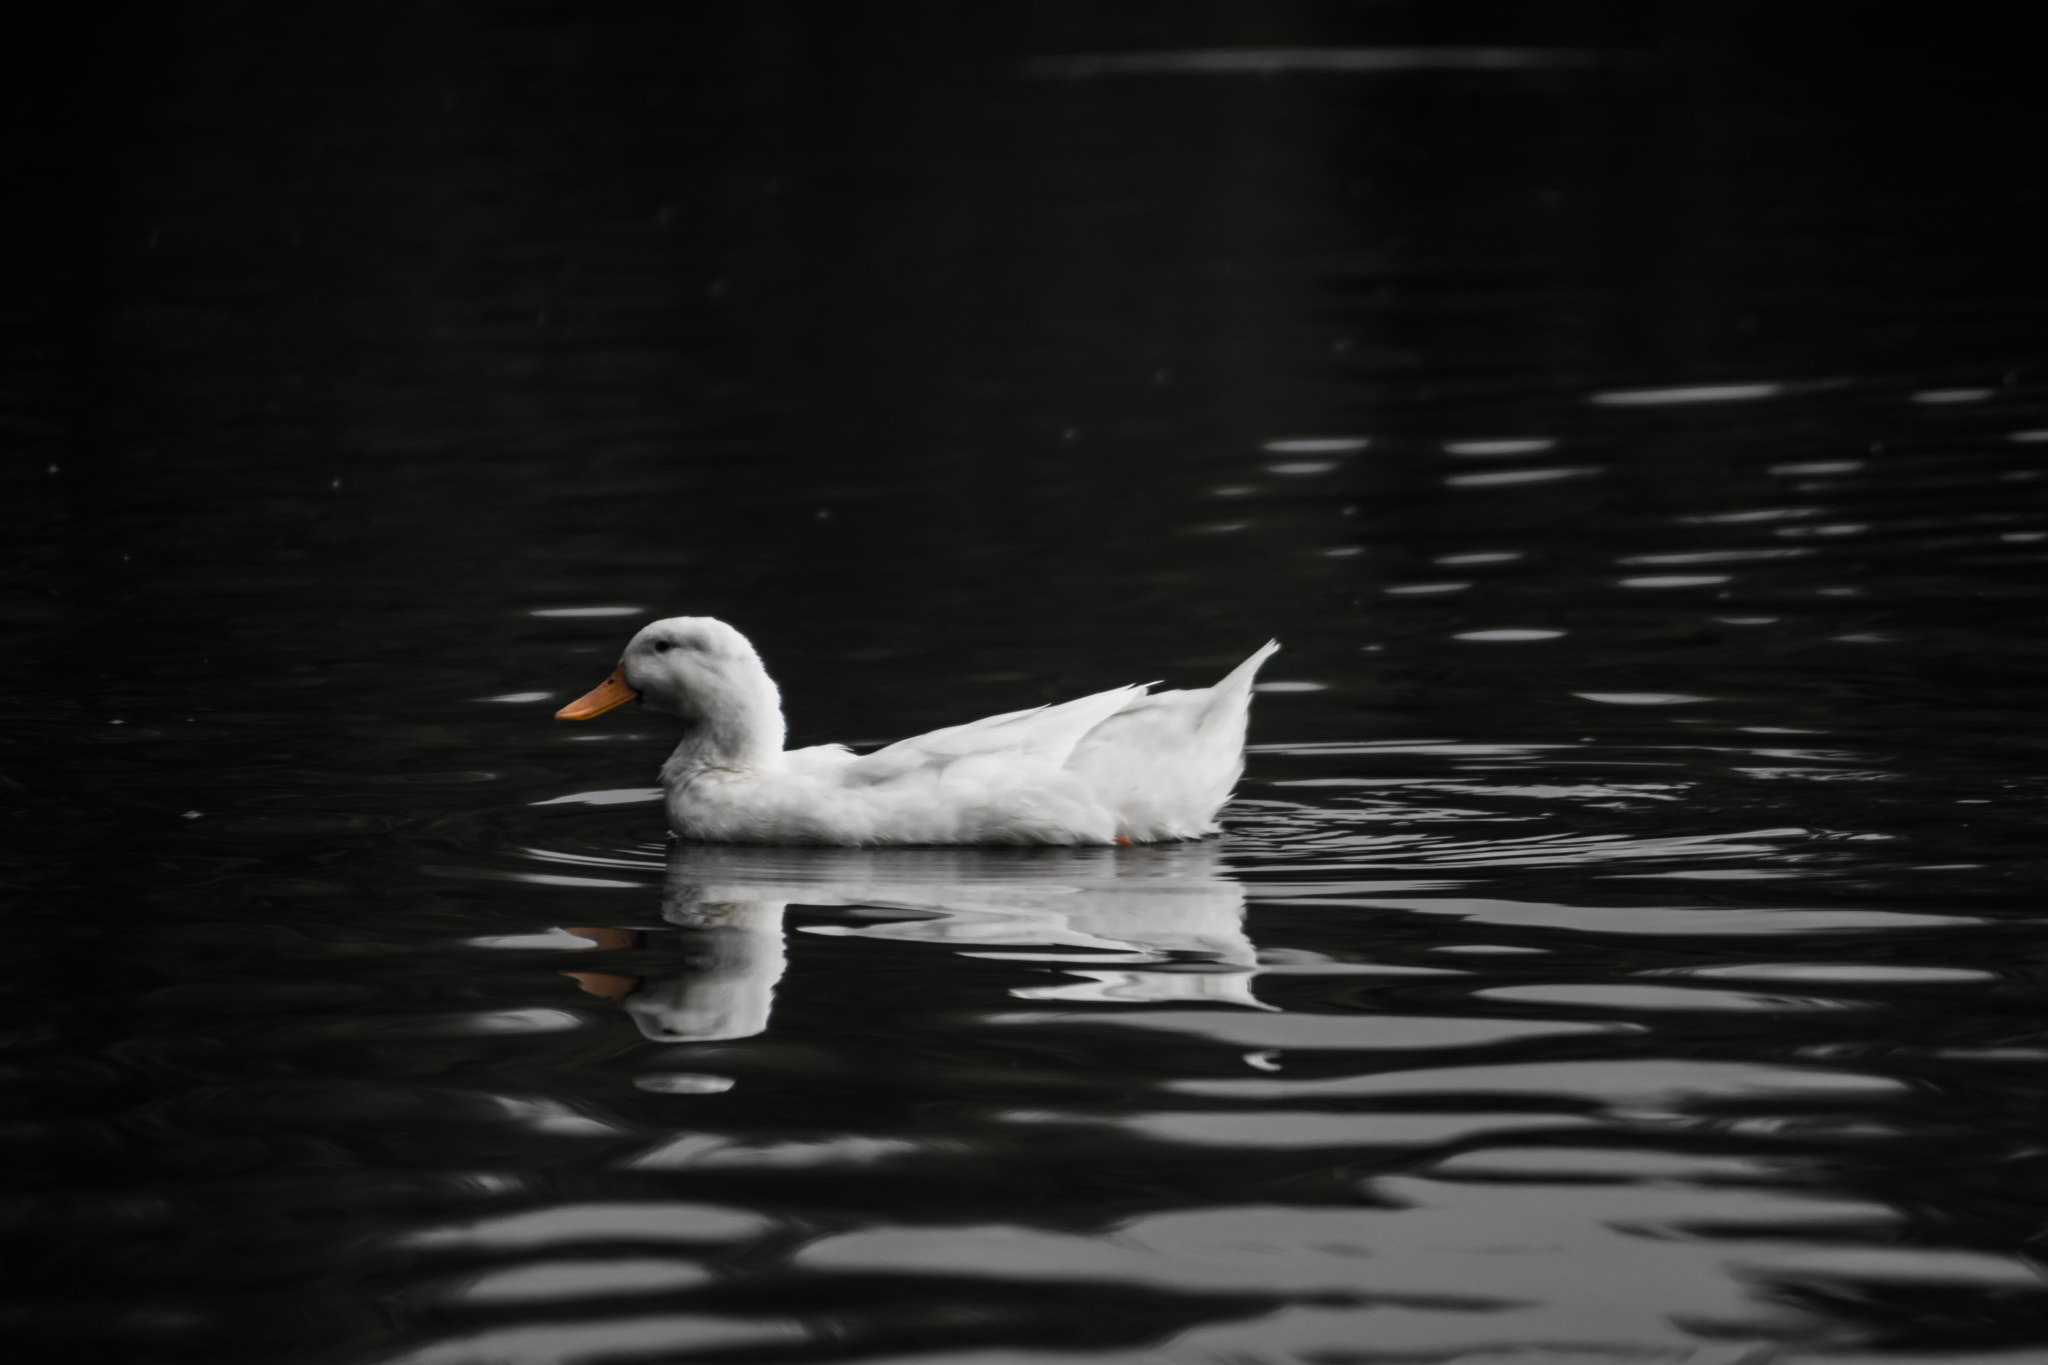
[675, 677, 786, 773]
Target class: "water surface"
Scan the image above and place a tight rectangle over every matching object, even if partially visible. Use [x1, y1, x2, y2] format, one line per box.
[7, 4, 2048, 1363]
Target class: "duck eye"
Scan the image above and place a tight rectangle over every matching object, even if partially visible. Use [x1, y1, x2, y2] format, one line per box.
[653, 640, 673, 653]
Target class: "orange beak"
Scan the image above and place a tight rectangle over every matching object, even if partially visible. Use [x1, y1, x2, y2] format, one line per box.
[556, 668, 640, 719]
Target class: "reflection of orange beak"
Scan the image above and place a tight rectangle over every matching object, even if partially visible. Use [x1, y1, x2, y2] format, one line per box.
[556, 668, 639, 719]
[562, 926, 643, 1001]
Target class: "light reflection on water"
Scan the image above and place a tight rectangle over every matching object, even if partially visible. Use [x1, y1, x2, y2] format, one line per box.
[401, 714, 2043, 1361]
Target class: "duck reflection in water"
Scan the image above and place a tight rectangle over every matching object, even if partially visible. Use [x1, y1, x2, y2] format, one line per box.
[561, 838, 1259, 1045]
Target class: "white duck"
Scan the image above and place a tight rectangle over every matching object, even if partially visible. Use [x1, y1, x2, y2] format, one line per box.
[555, 617, 1278, 846]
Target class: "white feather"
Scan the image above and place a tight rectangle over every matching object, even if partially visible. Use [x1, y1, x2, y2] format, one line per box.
[569, 617, 1278, 846]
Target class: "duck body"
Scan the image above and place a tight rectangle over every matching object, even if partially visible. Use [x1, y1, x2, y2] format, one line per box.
[557, 617, 1278, 847]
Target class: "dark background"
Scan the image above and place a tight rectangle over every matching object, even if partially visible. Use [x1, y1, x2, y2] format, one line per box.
[7, 4, 2048, 1363]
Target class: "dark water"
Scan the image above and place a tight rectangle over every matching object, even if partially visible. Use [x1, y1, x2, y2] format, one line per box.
[8, 5, 2048, 1363]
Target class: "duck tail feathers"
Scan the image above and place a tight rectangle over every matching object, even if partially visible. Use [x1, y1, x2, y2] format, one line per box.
[1197, 639, 1280, 732]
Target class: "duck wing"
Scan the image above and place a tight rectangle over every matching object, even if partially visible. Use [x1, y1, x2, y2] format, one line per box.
[842, 683, 1152, 788]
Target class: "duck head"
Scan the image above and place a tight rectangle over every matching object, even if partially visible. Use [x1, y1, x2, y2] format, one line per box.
[557, 617, 786, 766]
